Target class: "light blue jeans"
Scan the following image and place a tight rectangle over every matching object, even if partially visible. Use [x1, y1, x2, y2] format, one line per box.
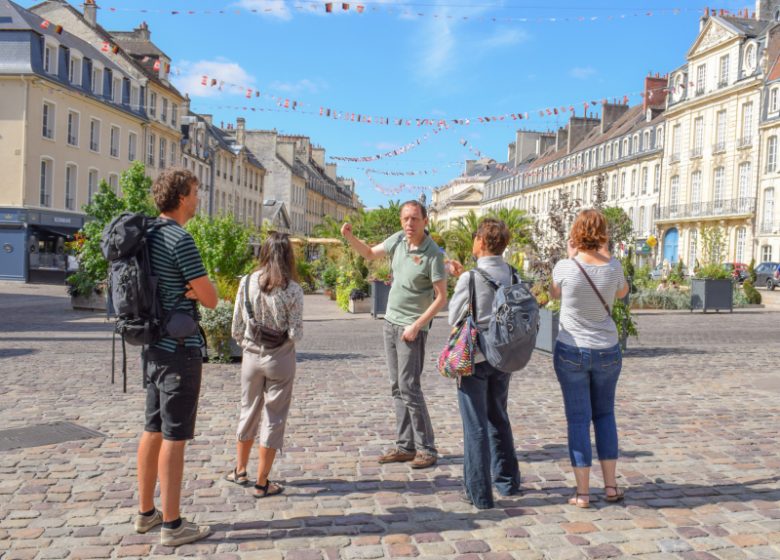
[553, 340, 622, 468]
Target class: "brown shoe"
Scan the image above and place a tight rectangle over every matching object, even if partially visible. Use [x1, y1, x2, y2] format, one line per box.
[410, 452, 437, 469]
[378, 448, 416, 464]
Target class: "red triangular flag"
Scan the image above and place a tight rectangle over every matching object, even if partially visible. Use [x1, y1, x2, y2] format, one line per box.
[357, 5, 364, 13]
[40, 20, 50, 29]
[153, 60, 161, 71]
[201, 76, 208, 85]
[101, 41, 110, 52]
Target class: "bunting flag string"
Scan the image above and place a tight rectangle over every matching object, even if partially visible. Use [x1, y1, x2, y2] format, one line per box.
[459, 138, 524, 176]
[90, 3, 706, 25]
[330, 125, 449, 161]
[363, 171, 433, 196]
[355, 166, 454, 176]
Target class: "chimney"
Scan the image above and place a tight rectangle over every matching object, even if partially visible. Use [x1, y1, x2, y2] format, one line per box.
[465, 159, 477, 175]
[556, 126, 569, 152]
[567, 116, 600, 152]
[507, 142, 516, 164]
[201, 114, 213, 125]
[325, 163, 337, 181]
[643, 74, 669, 112]
[83, 0, 97, 27]
[182, 93, 191, 116]
[601, 102, 630, 134]
[135, 21, 151, 41]
[236, 117, 246, 145]
[311, 147, 325, 168]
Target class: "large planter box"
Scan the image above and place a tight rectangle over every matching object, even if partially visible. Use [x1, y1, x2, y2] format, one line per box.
[535, 307, 559, 353]
[349, 297, 371, 314]
[70, 292, 107, 312]
[690, 278, 733, 312]
[370, 280, 392, 318]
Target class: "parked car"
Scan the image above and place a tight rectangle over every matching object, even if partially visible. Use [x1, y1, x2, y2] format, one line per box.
[722, 262, 748, 283]
[755, 261, 780, 290]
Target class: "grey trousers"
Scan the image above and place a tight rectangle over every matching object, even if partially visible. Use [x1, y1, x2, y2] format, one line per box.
[382, 320, 436, 455]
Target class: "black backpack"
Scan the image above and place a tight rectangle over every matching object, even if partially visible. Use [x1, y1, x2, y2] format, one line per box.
[101, 212, 200, 392]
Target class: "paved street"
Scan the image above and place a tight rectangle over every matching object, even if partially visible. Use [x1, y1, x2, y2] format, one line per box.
[1, 281, 780, 560]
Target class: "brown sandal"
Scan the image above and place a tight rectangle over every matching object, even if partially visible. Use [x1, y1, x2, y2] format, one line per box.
[568, 491, 590, 508]
[253, 480, 284, 498]
[224, 468, 249, 486]
[604, 485, 625, 502]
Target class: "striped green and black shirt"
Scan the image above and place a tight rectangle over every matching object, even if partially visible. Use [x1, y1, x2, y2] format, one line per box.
[147, 218, 208, 352]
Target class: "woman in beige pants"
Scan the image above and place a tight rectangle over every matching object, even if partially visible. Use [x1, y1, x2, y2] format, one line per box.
[227, 232, 304, 498]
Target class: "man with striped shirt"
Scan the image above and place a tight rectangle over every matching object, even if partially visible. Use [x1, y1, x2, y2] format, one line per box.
[134, 168, 217, 547]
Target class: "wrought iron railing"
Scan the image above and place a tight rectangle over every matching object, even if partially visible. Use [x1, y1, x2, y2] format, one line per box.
[655, 197, 756, 220]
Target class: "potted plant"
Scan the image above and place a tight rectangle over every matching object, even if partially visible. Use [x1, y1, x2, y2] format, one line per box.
[321, 260, 339, 300]
[367, 260, 392, 318]
[67, 162, 156, 311]
[199, 299, 235, 363]
[348, 287, 371, 313]
[690, 225, 733, 312]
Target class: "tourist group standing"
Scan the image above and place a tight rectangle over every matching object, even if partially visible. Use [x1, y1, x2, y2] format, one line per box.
[131, 176, 627, 545]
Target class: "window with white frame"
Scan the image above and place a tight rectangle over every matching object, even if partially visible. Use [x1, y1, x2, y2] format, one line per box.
[623, 138, 629, 156]
[113, 77, 122, 104]
[161, 98, 168, 122]
[621, 171, 627, 197]
[632, 135, 639, 154]
[628, 207, 634, 229]
[713, 167, 725, 207]
[606, 143, 612, 161]
[696, 64, 706, 94]
[67, 111, 78, 146]
[65, 164, 76, 211]
[736, 227, 746, 262]
[691, 171, 702, 212]
[128, 132, 137, 161]
[719, 55, 729, 85]
[654, 164, 661, 192]
[689, 229, 698, 266]
[746, 44, 756, 69]
[693, 116, 704, 154]
[657, 126, 664, 147]
[108, 173, 118, 193]
[716, 110, 727, 149]
[651, 204, 657, 227]
[767, 136, 777, 172]
[130, 85, 139, 109]
[670, 175, 680, 208]
[631, 169, 637, 195]
[771, 88, 779, 113]
[42, 102, 54, 139]
[639, 206, 646, 233]
[672, 124, 681, 157]
[110, 126, 120, 158]
[611, 174, 617, 199]
[738, 162, 752, 201]
[69, 56, 81, 84]
[149, 92, 157, 117]
[762, 245, 772, 262]
[172, 104, 178, 126]
[89, 119, 100, 152]
[159, 138, 167, 168]
[91, 67, 102, 95]
[763, 188, 775, 229]
[170, 141, 176, 167]
[147, 133, 155, 166]
[88, 169, 98, 204]
[643, 130, 650, 150]
[43, 43, 55, 74]
[741, 102, 753, 143]
[641, 166, 648, 194]
[39, 158, 52, 207]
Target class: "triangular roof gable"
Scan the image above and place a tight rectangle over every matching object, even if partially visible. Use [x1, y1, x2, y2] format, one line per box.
[451, 186, 483, 202]
[688, 17, 741, 59]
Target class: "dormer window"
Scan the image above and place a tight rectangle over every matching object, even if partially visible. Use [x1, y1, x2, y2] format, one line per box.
[745, 44, 756, 71]
[43, 43, 55, 74]
[771, 87, 779, 113]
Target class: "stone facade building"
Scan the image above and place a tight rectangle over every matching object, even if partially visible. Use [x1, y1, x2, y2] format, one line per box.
[429, 159, 501, 226]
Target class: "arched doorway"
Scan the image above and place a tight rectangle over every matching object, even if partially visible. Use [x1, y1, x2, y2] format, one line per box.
[663, 227, 679, 264]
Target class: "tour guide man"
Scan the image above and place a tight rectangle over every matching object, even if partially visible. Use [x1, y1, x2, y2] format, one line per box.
[341, 200, 447, 469]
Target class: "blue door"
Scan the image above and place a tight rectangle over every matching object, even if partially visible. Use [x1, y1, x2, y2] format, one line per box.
[0, 228, 27, 281]
[663, 228, 679, 264]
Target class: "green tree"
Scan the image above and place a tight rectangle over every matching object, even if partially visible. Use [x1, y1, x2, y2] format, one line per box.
[697, 225, 730, 279]
[443, 210, 481, 265]
[67, 161, 155, 296]
[602, 207, 633, 254]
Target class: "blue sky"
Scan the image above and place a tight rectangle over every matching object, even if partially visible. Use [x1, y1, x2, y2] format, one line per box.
[25, 0, 750, 208]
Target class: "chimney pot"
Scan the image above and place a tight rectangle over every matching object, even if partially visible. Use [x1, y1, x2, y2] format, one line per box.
[83, 0, 98, 27]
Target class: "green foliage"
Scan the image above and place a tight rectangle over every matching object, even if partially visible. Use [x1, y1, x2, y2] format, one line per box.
[367, 259, 392, 282]
[320, 260, 340, 288]
[186, 213, 255, 281]
[602, 206, 634, 254]
[632, 264, 654, 291]
[66, 161, 155, 296]
[199, 300, 234, 363]
[748, 258, 757, 284]
[631, 287, 692, 310]
[612, 299, 638, 340]
[669, 259, 686, 284]
[296, 260, 316, 294]
[621, 247, 636, 291]
[334, 251, 369, 312]
[743, 279, 762, 304]
[697, 263, 731, 280]
[442, 210, 481, 265]
[215, 275, 241, 302]
[696, 225, 729, 278]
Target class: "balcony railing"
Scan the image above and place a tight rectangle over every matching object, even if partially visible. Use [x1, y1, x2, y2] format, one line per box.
[670, 153, 681, 163]
[656, 197, 756, 220]
[690, 147, 703, 158]
[712, 141, 726, 154]
[760, 221, 777, 234]
[738, 136, 753, 148]
[695, 87, 705, 95]
[717, 79, 729, 89]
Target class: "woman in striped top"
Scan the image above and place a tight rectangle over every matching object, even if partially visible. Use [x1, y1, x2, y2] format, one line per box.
[550, 209, 629, 508]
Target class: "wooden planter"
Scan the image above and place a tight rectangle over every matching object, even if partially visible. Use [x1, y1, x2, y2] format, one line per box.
[70, 292, 107, 312]
[535, 307, 559, 353]
[690, 278, 733, 313]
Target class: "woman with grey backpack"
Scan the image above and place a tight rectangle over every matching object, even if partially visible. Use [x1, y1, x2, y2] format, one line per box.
[226, 232, 303, 498]
[550, 209, 629, 508]
[447, 218, 522, 509]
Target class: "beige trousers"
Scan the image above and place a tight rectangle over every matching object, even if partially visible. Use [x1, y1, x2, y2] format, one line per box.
[235, 340, 296, 449]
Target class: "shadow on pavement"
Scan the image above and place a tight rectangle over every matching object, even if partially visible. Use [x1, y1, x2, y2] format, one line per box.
[297, 352, 369, 362]
[0, 348, 38, 359]
[623, 347, 709, 357]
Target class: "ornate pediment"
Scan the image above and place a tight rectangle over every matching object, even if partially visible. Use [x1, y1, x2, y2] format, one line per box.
[688, 19, 738, 58]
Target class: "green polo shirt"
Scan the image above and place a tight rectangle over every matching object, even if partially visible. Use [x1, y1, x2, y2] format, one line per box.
[382, 231, 446, 329]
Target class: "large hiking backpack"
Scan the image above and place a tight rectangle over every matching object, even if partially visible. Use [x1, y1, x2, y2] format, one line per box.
[472, 266, 539, 373]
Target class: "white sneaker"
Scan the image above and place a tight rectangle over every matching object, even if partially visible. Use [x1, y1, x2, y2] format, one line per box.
[160, 518, 210, 547]
[134, 509, 162, 533]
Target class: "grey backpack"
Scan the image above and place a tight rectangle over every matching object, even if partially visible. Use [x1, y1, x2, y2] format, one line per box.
[472, 266, 539, 373]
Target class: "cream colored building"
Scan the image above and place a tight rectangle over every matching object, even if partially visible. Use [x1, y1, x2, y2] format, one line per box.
[0, 0, 148, 282]
[430, 158, 500, 227]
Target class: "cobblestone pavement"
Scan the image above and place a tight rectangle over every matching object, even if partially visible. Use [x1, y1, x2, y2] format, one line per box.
[1, 281, 779, 560]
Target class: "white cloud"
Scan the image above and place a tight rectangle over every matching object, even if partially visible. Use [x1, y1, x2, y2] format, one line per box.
[234, 0, 292, 21]
[268, 78, 327, 95]
[173, 58, 256, 99]
[570, 66, 597, 80]
[479, 27, 530, 50]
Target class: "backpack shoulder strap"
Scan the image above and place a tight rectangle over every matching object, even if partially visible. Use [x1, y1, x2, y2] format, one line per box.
[508, 264, 521, 285]
[473, 267, 501, 291]
[243, 274, 255, 321]
[468, 270, 477, 318]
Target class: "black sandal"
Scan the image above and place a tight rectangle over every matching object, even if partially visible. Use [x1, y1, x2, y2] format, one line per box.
[225, 468, 249, 486]
[253, 480, 284, 498]
[604, 485, 625, 502]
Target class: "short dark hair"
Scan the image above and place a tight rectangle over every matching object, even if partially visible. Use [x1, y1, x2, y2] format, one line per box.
[476, 218, 510, 255]
[152, 168, 198, 213]
[400, 200, 427, 219]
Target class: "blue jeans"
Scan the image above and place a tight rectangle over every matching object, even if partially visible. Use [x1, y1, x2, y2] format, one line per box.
[553, 341, 622, 468]
[457, 361, 521, 509]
